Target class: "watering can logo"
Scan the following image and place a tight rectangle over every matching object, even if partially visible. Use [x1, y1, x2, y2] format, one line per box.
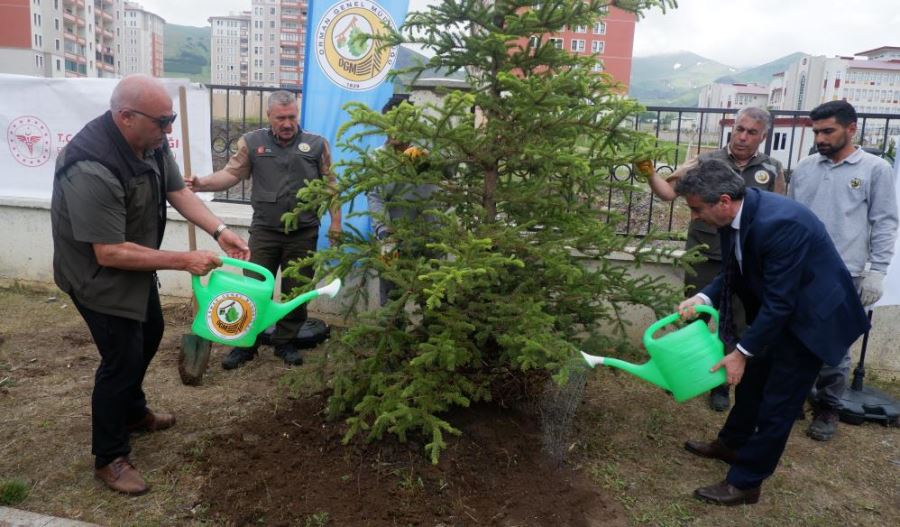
[581, 305, 726, 403]
[191, 257, 341, 347]
[207, 293, 257, 341]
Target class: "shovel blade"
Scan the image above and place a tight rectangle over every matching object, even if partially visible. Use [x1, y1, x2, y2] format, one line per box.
[179, 334, 211, 386]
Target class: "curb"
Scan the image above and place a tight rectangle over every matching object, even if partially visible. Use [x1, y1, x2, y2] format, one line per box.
[0, 507, 102, 527]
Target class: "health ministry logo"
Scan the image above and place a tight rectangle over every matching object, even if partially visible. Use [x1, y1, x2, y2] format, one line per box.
[7, 116, 52, 167]
[315, 0, 399, 91]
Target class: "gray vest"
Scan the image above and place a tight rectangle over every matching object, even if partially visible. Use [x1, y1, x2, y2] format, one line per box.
[244, 128, 326, 231]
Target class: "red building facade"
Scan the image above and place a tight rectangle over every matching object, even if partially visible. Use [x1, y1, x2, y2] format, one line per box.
[547, 5, 636, 90]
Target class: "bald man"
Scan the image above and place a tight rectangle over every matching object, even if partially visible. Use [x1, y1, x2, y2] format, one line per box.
[51, 75, 250, 495]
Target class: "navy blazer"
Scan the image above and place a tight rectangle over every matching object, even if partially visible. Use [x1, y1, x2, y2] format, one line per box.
[700, 188, 869, 366]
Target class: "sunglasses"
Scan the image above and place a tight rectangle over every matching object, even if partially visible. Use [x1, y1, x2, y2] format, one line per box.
[126, 108, 178, 129]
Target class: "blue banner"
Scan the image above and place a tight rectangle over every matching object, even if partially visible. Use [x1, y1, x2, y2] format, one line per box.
[301, 0, 410, 249]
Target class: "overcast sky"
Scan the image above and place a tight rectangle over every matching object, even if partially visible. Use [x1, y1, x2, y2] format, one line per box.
[144, 0, 900, 68]
[633, 0, 900, 67]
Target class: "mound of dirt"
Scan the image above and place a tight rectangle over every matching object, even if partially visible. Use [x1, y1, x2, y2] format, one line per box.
[198, 394, 625, 526]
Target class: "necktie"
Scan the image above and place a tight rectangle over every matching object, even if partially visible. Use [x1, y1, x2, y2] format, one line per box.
[718, 228, 740, 349]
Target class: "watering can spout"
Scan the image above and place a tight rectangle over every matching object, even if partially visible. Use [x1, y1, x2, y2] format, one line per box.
[580, 351, 670, 392]
[580, 351, 605, 368]
[260, 278, 343, 329]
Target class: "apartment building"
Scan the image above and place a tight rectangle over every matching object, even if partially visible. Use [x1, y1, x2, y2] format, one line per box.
[771, 49, 900, 114]
[239, 0, 306, 88]
[210, 12, 250, 85]
[541, 5, 637, 90]
[0, 0, 172, 79]
[122, 2, 164, 77]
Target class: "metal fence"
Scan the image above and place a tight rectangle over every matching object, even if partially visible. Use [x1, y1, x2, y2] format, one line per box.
[204, 87, 900, 237]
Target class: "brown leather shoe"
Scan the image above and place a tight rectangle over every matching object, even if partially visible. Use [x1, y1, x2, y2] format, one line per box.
[95, 457, 148, 495]
[684, 438, 737, 464]
[126, 410, 176, 433]
[694, 480, 760, 506]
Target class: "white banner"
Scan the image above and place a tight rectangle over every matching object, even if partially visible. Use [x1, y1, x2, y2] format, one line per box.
[0, 74, 212, 200]
[875, 146, 900, 307]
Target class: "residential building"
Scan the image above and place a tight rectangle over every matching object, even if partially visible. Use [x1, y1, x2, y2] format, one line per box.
[244, 0, 306, 89]
[0, 1, 173, 79]
[538, 4, 637, 89]
[210, 12, 250, 85]
[123, 2, 164, 77]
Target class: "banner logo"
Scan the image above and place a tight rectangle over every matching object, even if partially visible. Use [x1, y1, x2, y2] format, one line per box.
[315, 0, 399, 91]
[206, 292, 257, 340]
[7, 116, 52, 167]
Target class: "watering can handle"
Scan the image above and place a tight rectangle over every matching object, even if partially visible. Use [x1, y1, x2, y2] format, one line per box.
[191, 256, 275, 293]
[219, 256, 276, 287]
[644, 305, 720, 343]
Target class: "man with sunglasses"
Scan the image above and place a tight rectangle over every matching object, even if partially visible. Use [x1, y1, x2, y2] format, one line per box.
[51, 74, 250, 495]
[188, 90, 341, 369]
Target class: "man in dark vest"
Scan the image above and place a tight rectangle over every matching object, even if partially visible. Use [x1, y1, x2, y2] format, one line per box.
[188, 90, 341, 369]
[52, 74, 251, 495]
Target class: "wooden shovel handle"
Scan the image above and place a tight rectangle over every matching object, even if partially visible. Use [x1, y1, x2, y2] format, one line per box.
[178, 85, 199, 314]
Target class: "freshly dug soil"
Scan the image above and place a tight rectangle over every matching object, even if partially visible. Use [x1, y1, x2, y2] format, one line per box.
[199, 394, 625, 526]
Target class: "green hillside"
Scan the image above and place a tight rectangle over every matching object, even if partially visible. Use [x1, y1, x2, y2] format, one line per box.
[715, 52, 807, 85]
[163, 23, 210, 83]
[629, 52, 736, 106]
[629, 52, 807, 107]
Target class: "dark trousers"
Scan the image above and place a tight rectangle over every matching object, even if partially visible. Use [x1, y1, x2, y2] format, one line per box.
[246, 225, 317, 346]
[718, 332, 822, 489]
[72, 287, 164, 468]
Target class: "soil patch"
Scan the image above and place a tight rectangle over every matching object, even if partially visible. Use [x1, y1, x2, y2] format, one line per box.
[199, 394, 624, 526]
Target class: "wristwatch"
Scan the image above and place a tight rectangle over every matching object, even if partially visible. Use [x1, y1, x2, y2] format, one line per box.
[212, 223, 228, 241]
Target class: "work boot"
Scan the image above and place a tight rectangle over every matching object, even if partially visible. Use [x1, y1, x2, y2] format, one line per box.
[708, 385, 731, 412]
[222, 347, 257, 370]
[807, 408, 839, 441]
[95, 457, 148, 496]
[274, 342, 303, 366]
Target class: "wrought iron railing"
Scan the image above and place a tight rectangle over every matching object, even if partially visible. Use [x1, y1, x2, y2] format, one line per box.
[205, 87, 900, 237]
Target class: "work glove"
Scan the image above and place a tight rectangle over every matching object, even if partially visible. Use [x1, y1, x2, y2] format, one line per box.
[857, 271, 885, 307]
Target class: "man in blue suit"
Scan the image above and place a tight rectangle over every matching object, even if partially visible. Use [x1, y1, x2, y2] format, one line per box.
[674, 159, 869, 505]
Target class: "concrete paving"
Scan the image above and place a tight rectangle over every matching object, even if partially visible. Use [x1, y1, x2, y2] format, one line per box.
[0, 507, 101, 527]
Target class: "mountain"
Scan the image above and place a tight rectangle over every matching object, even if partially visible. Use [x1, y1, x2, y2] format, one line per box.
[629, 52, 808, 107]
[628, 52, 736, 106]
[714, 52, 807, 86]
[163, 24, 211, 83]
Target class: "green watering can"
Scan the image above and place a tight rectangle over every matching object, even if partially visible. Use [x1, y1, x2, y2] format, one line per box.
[191, 257, 341, 347]
[581, 305, 726, 402]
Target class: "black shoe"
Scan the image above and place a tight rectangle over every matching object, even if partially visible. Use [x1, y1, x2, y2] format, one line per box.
[709, 386, 731, 412]
[222, 347, 257, 370]
[684, 439, 738, 464]
[274, 343, 303, 366]
[694, 480, 760, 506]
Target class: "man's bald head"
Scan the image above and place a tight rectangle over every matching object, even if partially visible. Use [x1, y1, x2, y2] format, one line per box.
[110, 74, 170, 112]
[109, 75, 175, 155]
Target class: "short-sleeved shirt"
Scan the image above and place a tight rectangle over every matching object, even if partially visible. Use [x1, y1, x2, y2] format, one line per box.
[52, 147, 184, 320]
[221, 130, 331, 230]
[686, 148, 783, 260]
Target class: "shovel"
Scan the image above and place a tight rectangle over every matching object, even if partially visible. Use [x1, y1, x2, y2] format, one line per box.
[176, 85, 212, 386]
